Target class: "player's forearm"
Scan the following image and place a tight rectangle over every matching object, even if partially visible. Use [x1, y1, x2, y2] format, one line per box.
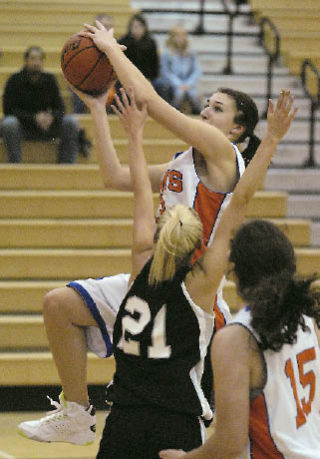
[234, 132, 278, 207]
[90, 105, 132, 190]
[128, 132, 155, 257]
[104, 45, 154, 105]
[128, 132, 153, 204]
[183, 433, 242, 459]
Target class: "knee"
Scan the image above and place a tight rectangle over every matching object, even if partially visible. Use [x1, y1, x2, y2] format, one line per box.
[43, 288, 65, 319]
[61, 115, 79, 134]
[1, 116, 20, 134]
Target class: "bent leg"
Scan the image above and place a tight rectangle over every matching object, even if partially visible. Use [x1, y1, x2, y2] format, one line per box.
[43, 286, 98, 406]
[1, 116, 23, 163]
[57, 114, 79, 163]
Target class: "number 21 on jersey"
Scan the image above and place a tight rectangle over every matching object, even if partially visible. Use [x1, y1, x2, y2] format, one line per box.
[118, 296, 172, 359]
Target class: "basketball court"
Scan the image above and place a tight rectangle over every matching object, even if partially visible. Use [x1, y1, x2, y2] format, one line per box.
[0, 412, 215, 458]
[0, 411, 107, 459]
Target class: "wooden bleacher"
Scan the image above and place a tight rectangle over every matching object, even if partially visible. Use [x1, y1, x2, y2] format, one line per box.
[248, 0, 320, 92]
[0, 0, 319, 388]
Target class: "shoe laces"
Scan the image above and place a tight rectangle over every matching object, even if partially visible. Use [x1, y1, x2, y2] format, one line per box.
[42, 396, 67, 423]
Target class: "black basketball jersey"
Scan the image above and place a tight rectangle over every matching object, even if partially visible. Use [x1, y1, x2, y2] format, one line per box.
[112, 258, 214, 420]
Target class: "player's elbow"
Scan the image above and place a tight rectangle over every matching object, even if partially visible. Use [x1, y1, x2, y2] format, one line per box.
[101, 170, 132, 191]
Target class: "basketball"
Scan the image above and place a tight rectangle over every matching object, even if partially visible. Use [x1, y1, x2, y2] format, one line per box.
[61, 34, 117, 96]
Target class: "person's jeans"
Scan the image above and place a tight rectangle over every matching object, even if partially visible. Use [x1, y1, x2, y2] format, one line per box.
[1, 115, 79, 163]
[172, 87, 202, 115]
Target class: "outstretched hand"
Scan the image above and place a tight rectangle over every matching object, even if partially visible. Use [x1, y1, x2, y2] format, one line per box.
[63, 76, 113, 111]
[266, 89, 298, 142]
[81, 21, 126, 54]
[111, 87, 147, 138]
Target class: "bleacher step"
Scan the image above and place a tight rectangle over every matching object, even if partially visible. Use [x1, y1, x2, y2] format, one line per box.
[0, 352, 115, 385]
[0, 247, 318, 280]
[0, 280, 64, 313]
[0, 279, 239, 314]
[0, 248, 131, 279]
[0, 138, 187, 164]
[0, 190, 287, 218]
[0, 217, 311, 248]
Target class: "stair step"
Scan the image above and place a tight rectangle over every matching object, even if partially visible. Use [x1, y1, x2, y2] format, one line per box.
[143, 12, 259, 34]
[154, 34, 264, 54]
[0, 218, 133, 248]
[0, 280, 63, 313]
[269, 144, 320, 168]
[283, 50, 320, 76]
[0, 190, 287, 218]
[0, 7, 135, 26]
[0, 24, 126, 47]
[265, 169, 320, 193]
[198, 74, 305, 98]
[249, 0, 320, 11]
[251, 7, 320, 20]
[256, 120, 320, 143]
[2, 275, 320, 352]
[0, 164, 104, 190]
[0, 137, 186, 164]
[0, 248, 131, 279]
[0, 217, 310, 248]
[312, 222, 320, 247]
[0, 279, 239, 313]
[0, 190, 160, 218]
[0, 247, 318, 280]
[288, 195, 320, 220]
[0, 351, 115, 385]
[0, 0, 128, 5]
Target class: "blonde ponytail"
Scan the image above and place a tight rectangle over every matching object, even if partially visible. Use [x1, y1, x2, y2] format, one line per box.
[148, 204, 202, 286]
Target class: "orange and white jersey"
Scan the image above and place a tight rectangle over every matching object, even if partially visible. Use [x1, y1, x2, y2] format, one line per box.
[156, 145, 245, 328]
[232, 307, 320, 458]
[157, 145, 245, 254]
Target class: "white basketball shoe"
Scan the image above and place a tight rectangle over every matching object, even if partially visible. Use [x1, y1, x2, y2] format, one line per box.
[18, 392, 96, 445]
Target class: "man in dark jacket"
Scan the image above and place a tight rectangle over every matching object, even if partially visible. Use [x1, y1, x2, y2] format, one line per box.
[1, 46, 79, 163]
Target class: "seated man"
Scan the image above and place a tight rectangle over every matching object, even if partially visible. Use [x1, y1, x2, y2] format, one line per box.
[1, 46, 79, 163]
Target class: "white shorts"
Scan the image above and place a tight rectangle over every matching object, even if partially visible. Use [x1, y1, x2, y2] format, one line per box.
[67, 274, 231, 359]
[67, 273, 130, 358]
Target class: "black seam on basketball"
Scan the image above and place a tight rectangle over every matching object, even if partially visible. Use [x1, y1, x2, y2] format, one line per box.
[77, 53, 107, 89]
[62, 45, 99, 72]
[100, 66, 115, 92]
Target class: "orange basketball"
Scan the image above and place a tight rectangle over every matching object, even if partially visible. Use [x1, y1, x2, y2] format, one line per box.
[61, 34, 117, 96]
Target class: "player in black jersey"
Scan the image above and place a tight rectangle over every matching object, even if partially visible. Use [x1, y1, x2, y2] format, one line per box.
[96, 88, 297, 459]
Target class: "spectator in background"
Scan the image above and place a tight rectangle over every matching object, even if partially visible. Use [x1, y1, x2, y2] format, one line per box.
[156, 26, 202, 114]
[118, 13, 159, 86]
[1, 46, 79, 163]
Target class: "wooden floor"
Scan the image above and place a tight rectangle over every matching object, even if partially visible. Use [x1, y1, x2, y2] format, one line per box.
[0, 411, 108, 459]
[0, 411, 215, 459]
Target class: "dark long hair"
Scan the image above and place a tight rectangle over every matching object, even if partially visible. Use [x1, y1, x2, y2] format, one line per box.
[127, 13, 151, 39]
[218, 87, 261, 167]
[230, 220, 320, 351]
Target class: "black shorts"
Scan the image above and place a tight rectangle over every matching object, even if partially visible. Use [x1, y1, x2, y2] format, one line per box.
[96, 404, 204, 459]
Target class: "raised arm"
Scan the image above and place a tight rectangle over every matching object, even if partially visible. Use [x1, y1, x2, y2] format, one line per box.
[112, 88, 155, 283]
[68, 84, 168, 192]
[81, 23, 235, 170]
[185, 90, 298, 315]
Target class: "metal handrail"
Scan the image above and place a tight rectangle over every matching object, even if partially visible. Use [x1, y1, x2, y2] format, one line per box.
[194, 0, 206, 35]
[140, 4, 253, 76]
[301, 59, 320, 168]
[220, 0, 241, 74]
[260, 16, 280, 118]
